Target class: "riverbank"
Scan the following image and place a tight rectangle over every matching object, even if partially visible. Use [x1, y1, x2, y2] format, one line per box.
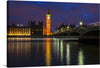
[7, 35, 80, 38]
[7, 36, 99, 45]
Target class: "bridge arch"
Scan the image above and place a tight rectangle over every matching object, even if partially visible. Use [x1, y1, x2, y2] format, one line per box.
[79, 26, 99, 37]
[69, 32, 80, 36]
[82, 30, 99, 36]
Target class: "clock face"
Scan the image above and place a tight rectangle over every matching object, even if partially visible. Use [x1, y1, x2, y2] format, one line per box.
[47, 16, 50, 19]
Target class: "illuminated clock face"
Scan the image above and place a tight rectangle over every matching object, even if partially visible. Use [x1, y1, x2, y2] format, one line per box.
[47, 16, 50, 19]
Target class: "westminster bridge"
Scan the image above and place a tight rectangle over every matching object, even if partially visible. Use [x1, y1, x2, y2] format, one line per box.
[53, 26, 99, 39]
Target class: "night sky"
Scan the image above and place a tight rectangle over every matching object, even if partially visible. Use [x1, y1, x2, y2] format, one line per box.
[8, 1, 99, 32]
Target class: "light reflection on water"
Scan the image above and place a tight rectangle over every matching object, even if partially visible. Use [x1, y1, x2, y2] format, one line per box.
[66, 43, 70, 65]
[8, 41, 31, 56]
[78, 49, 84, 65]
[7, 38, 99, 67]
[60, 40, 63, 64]
[45, 38, 51, 66]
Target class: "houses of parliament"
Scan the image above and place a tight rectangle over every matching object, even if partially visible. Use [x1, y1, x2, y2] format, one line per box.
[7, 9, 52, 36]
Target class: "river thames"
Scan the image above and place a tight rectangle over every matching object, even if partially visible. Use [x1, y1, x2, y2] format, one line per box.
[7, 37, 99, 67]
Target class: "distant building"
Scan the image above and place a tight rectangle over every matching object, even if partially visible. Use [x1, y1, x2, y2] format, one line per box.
[88, 22, 100, 26]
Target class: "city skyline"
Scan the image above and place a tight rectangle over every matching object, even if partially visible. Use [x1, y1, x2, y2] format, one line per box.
[7, 1, 99, 67]
[8, 1, 99, 32]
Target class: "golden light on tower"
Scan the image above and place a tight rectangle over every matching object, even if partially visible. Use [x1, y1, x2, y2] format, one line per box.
[43, 8, 52, 35]
[46, 8, 52, 35]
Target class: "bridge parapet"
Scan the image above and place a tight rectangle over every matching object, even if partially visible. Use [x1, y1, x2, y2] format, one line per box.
[53, 26, 99, 37]
[69, 26, 99, 36]
[81, 26, 99, 36]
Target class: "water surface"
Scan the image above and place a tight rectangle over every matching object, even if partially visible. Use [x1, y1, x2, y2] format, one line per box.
[7, 38, 99, 67]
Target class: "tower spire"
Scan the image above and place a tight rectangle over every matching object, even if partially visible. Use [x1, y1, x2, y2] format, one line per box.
[47, 8, 50, 14]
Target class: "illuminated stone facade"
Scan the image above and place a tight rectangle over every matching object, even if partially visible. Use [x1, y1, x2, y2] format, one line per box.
[43, 9, 52, 35]
[7, 24, 31, 36]
[7, 21, 43, 36]
[7, 9, 52, 36]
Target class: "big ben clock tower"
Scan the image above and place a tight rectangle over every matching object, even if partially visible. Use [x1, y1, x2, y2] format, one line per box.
[46, 8, 51, 35]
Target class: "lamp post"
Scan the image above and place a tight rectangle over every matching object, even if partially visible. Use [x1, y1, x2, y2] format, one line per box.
[80, 21, 83, 26]
[79, 21, 83, 29]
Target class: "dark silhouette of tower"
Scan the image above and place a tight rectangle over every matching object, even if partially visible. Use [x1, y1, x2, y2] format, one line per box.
[31, 21, 43, 36]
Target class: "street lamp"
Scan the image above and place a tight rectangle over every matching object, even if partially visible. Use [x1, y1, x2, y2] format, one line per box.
[80, 21, 83, 26]
[79, 21, 83, 29]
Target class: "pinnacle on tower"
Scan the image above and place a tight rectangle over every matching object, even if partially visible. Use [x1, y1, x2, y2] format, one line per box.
[47, 8, 50, 14]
